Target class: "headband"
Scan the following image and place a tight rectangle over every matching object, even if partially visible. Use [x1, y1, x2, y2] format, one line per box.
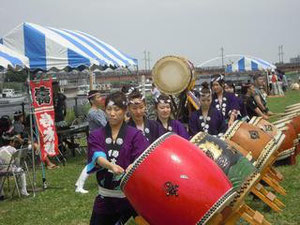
[128, 96, 145, 105]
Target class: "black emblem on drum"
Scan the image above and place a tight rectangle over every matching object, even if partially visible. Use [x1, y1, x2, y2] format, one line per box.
[249, 130, 260, 139]
[164, 182, 179, 197]
[264, 125, 273, 131]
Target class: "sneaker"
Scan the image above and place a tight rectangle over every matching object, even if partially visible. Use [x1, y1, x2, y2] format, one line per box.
[75, 187, 89, 194]
[21, 191, 30, 196]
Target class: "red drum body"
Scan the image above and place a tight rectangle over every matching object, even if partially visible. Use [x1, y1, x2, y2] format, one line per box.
[223, 121, 279, 170]
[121, 133, 235, 225]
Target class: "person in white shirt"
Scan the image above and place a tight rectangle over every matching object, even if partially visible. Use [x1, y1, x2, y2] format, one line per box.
[0, 133, 29, 199]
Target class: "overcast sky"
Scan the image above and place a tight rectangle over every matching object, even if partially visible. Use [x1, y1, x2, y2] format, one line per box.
[1, 0, 299, 69]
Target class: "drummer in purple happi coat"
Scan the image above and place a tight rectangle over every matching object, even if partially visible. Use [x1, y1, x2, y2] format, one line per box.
[155, 94, 189, 140]
[211, 74, 240, 127]
[127, 90, 164, 144]
[189, 82, 227, 137]
[224, 81, 248, 120]
[87, 91, 149, 225]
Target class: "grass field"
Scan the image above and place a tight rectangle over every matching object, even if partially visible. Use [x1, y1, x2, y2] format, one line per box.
[0, 90, 299, 225]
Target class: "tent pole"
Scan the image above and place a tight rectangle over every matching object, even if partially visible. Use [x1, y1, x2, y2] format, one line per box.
[89, 69, 94, 90]
[27, 69, 36, 197]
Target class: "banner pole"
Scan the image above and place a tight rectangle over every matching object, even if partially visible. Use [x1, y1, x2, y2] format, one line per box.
[27, 69, 36, 196]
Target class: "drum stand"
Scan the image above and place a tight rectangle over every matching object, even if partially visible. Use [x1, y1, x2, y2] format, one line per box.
[250, 183, 285, 213]
[261, 172, 286, 196]
[224, 202, 271, 225]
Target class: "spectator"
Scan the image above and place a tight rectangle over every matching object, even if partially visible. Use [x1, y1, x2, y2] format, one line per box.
[75, 90, 107, 194]
[0, 132, 29, 198]
[52, 80, 67, 126]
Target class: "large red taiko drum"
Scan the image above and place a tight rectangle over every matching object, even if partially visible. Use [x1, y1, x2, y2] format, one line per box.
[121, 133, 236, 225]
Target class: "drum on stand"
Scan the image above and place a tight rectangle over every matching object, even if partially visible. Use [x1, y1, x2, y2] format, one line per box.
[190, 132, 257, 191]
[223, 121, 280, 171]
[152, 56, 194, 95]
[121, 133, 236, 225]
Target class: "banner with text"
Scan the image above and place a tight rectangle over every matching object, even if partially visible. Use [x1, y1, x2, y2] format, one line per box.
[30, 77, 59, 161]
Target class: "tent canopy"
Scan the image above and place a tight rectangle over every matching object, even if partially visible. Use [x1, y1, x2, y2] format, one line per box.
[0, 22, 137, 71]
[226, 56, 276, 72]
[0, 44, 29, 70]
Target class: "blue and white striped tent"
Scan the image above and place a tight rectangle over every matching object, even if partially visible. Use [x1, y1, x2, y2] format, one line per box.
[0, 44, 29, 70]
[0, 22, 137, 71]
[226, 56, 276, 73]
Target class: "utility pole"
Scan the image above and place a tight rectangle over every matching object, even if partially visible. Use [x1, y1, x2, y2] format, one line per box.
[147, 51, 151, 71]
[278, 45, 284, 63]
[221, 47, 224, 68]
[143, 50, 148, 71]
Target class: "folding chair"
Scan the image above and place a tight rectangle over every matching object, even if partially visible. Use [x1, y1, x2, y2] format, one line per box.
[0, 148, 34, 198]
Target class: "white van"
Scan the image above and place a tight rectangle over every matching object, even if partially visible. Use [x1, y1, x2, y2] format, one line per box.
[2, 89, 15, 98]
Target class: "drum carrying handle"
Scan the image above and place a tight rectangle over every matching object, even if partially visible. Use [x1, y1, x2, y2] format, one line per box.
[186, 90, 200, 110]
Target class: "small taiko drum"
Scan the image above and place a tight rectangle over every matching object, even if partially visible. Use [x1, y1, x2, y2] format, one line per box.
[152, 55, 194, 95]
[281, 113, 300, 135]
[190, 132, 257, 191]
[274, 122, 298, 161]
[249, 116, 281, 138]
[121, 133, 236, 225]
[223, 121, 279, 171]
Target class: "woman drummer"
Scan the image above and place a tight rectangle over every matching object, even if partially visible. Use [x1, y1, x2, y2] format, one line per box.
[127, 90, 164, 144]
[211, 74, 240, 127]
[155, 94, 189, 139]
[242, 83, 269, 120]
[224, 81, 248, 120]
[87, 91, 149, 225]
[189, 82, 227, 137]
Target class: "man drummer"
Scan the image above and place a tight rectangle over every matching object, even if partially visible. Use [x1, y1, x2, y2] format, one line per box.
[87, 91, 149, 225]
[127, 90, 164, 144]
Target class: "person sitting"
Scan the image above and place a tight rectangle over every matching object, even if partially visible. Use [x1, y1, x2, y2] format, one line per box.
[189, 82, 227, 137]
[23, 115, 58, 170]
[0, 115, 13, 147]
[155, 94, 189, 139]
[127, 89, 164, 144]
[0, 132, 29, 198]
[210, 74, 240, 127]
[75, 90, 107, 194]
[242, 83, 269, 120]
[87, 91, 149, 225]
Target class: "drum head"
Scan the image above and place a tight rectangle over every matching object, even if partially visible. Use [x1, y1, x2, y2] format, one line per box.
[152, 56, 193, 95]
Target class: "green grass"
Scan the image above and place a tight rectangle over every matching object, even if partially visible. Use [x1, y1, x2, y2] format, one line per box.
[0, 90, 299, 225]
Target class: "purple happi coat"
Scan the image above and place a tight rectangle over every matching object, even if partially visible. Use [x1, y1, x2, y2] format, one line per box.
[211, 92, 240, 121]
[189, 106, 227, 137]
[157, 119, 190, 140]
[87, 123, 149, 214]
[127, 117, 165, 144]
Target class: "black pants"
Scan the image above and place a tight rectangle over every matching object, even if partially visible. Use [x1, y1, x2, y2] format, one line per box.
[90, 209, 135, 225]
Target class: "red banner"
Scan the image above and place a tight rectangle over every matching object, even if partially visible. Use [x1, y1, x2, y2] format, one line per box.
[30, 77, 59, 161]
